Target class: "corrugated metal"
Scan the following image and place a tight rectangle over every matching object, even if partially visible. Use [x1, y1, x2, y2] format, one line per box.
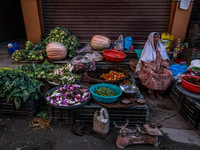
[190, 1, 200, 22]
[42, 0, 171, 43]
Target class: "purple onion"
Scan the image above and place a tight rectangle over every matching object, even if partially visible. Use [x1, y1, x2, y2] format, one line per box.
[63, 85, 67, 90]
[58, 86, 63, 92]
[70, 86, 74, 91]
[81, 89, 89, 92]
[83, 97, 89, 101]
[67, 85, 70, 91]
[47, 96, 51, 101]
[75, 94, 81, 99]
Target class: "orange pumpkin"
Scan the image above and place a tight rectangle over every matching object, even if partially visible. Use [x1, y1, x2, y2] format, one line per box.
[46, 42, 67, 60]
[91, 35, 111, 50]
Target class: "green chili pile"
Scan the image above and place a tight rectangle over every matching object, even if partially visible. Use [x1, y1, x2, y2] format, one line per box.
[94, 86, 117, 97]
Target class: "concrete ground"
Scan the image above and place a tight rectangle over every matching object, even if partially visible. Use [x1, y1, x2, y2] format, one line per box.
[0, 39, 200, 150]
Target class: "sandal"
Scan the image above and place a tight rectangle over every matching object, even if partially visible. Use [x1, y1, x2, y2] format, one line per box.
[149, 93, 156, 100]
[155, 91, 164, 101]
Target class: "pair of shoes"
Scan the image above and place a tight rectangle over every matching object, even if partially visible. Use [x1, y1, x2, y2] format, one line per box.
[155, 91, 164, 101]
[149, 93, 156, 100]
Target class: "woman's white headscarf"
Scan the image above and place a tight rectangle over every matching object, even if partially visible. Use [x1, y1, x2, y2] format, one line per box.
[135, 32, 170, 73]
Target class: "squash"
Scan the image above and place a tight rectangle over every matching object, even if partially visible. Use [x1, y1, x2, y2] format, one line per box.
[46, 42, 67, 60]
[91, 35, 111, 50]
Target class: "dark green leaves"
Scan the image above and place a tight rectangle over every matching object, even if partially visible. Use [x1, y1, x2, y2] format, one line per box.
[0, 70, 42, 109]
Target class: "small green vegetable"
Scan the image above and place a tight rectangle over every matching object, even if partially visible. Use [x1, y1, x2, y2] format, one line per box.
[94, 86, 117, 97]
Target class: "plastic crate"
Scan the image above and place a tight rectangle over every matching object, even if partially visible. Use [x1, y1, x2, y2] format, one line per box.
[182, 47, 198, 64]
[47, 105, 75, 124]
[0, 98, 41, 116]
[181, 97, 200, 129]
[75, 102, 149, 126]
[167, 82, 183, 109]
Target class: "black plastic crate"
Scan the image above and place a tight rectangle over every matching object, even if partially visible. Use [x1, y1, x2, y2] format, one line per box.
[75, 102, 149, 126]
[47, 105, 75, 124]
[181, 97, 200, 129]
[0, 98, 41, 116]
[167, 82, 182, 109]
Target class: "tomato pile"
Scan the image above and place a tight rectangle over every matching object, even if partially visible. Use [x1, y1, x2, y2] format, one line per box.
[100, 70, 125, 81]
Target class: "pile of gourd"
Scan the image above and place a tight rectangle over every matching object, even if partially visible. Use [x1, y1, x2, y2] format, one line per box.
[44, 27, 79, 59]
[11, 41, 46, 62]
[11, 27, 80, 62]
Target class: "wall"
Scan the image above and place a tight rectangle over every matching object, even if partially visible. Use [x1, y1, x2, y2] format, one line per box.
[0, 0, 26, 42]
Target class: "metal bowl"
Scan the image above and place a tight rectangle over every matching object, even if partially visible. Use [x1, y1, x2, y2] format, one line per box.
[119, 84, 139, 97]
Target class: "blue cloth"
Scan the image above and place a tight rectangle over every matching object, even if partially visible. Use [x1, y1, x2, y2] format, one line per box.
[124, 37, 133, 50]
[169, 64, 188, 76]
[6, 42, 19, 56]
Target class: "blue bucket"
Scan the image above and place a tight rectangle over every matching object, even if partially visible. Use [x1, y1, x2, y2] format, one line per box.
[7, 42, 19, 56]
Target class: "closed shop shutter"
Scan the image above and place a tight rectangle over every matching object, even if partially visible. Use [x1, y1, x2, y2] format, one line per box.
[190, 1, 200, 22]
[42, 0, 171, 43]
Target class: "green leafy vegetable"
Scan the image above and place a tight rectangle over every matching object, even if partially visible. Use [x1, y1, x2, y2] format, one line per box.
[0, 70, 43, 109]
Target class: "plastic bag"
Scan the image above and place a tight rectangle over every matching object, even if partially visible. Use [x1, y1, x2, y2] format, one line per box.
[71, 55, 96, 72]
[77, 43, 92, 54]
[91, 52, 103, 61]
[111, 34, 123, 51]
[161, 33, 174, 51]
[84, 52, 103, 62]
[124, 37, 133, 50]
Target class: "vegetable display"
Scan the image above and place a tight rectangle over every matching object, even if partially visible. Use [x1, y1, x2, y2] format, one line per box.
[183, 76, 200, 86]
[15, 62, 54, 80]
[11, 50, 46, 62]
[25, 41, 46, 51]
[0, 67, 14, 72]
[12, 41, 46, 62]
[94, 86, 117, 97]
[72, 56, 96, 72]
[47, 63, 81, 85]
[0, 70, 43, 109]
[12, 26, 80, 62]
[100, 70, 125, 81]
[91, 35, 111, 50]
[46, 42, 67, 60]
[46, 84, 91, 106]
[44, 27, 79, 58]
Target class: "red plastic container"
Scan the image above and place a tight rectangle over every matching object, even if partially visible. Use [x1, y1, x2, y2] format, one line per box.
[102, 49, 126, 62]
[181, 75, 200, 94]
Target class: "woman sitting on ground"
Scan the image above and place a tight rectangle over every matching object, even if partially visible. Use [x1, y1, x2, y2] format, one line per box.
[136, 32, 173, 101]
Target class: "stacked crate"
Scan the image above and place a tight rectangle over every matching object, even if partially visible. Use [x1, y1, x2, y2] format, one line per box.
[0, 98, 41, 116]
[75, 102, 149, 126]
[168, 82, 200, 129]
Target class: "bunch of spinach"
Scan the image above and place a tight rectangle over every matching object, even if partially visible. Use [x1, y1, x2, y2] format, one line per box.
[0, 70, 43, 109]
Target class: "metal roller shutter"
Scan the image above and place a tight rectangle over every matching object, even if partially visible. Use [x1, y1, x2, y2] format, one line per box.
[190, 1, 200, 22]
[42, 0, 171, 43]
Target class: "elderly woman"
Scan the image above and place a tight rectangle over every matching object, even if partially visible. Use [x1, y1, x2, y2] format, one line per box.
[136, 32, 173, 100]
